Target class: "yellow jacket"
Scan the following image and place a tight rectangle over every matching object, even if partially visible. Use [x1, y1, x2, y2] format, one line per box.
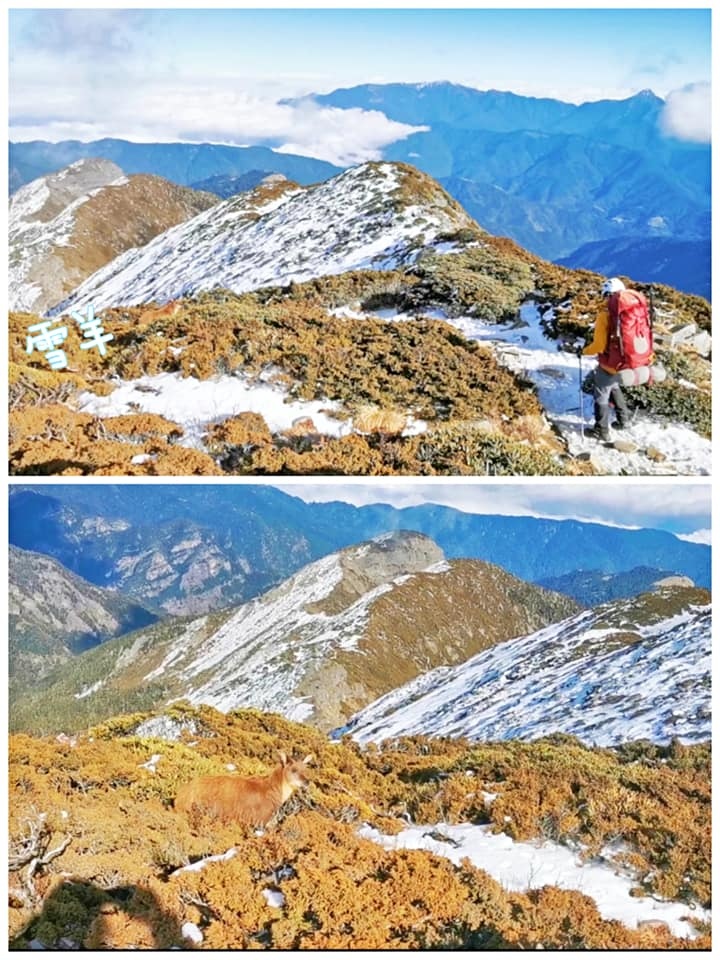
[582, 305, 616, 373]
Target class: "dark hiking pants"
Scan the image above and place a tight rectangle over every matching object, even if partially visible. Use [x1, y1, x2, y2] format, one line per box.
[593, 367, 630, 432]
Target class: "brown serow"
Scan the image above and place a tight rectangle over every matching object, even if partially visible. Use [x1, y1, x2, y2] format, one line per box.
[139, 300, 182, 324]
[175, 751, 313, 827]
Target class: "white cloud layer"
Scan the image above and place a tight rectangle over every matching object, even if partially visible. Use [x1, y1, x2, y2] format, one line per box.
[274, 106, 429, 166]
[660, 82, 711, 142]
[675, 529, 712, 545]
[9, 75, 426, 166]
[274, 481, 711, 536]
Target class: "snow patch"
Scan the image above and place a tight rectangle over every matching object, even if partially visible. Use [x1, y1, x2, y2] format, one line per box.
[262, 889, 286, 909]
[373, 301, 711, 477]
[138, 753, 162, 773]
[77, 371, 351, 448]
[358, 822, 709, 940]
[345, 602, 710, 747]
[173, 848, 237, 875]
[181, 922, 203, 945]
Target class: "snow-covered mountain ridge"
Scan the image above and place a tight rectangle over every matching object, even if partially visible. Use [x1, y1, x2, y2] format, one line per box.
[340, 585, 711, 747]
[10, 159, 126, 313]
[51, 161, 480, 313]
[10, 156, 710, 478]
[9, 531, 577, 735]
[9, 158, 218, 314]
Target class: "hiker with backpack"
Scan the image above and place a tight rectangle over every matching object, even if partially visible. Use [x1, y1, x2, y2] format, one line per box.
[580, 277, 655, 442]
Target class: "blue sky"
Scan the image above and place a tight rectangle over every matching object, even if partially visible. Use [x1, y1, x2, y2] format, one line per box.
[8, 7, 711, 162]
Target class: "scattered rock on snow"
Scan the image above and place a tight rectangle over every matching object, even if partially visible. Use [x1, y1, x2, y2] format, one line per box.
[645, 446, 666, 462]
[613, 439, 638, 454]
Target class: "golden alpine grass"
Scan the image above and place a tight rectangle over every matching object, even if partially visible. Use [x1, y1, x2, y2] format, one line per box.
[9, 704, 710, 949]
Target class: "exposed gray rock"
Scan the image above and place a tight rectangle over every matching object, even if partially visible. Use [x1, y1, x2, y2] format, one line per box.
[133, 715, 199, 742]
[311, 531, 444, 616]
[652, 575, 694, 589]
[689, 330, 712, 357]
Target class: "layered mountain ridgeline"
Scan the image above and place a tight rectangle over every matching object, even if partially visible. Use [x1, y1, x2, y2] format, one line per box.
[9, 485, 711, 610]
[304, 84, 710, 296]
[558, 236, 712, 303]
[8, 705, 711, 949]
[341, 584, 711, 749]
[9, 159, 219, 314]
[9, 139, 341, 194]
[9, 545, 158, 687]
[6, 488, 308, 617]
[51, 161, 480, 314]
[9, 532, 578, 736]
[537, 565, 693, 606]
[11, 85, 710, 297]
[9, 160, 710, 477]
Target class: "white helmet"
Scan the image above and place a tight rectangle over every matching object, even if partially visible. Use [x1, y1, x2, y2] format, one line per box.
[601, 277, 626, 296]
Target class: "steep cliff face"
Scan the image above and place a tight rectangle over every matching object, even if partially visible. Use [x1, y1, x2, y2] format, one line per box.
[9, 544, 157, 683]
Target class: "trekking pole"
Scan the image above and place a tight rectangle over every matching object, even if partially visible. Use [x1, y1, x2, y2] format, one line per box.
[649, 285, 656, 332]
[577, 348, 585, 441]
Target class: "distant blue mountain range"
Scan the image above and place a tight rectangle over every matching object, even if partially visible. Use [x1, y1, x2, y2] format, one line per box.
[9, 83, 710, 297]
[306, 84, 709, 296]
[8, 139, 341, 194]
[9, 485, 710, 604]
[558, 236, 711, 302]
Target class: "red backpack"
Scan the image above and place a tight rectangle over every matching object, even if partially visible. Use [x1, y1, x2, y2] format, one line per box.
[601, 289, 653, 371]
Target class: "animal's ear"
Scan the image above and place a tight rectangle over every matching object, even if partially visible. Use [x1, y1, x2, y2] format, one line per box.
[302, 754, 314, 766]
[278, 750, 288, 765]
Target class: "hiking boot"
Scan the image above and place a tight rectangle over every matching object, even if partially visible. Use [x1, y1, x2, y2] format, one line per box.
[589, 425, 610, 442]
